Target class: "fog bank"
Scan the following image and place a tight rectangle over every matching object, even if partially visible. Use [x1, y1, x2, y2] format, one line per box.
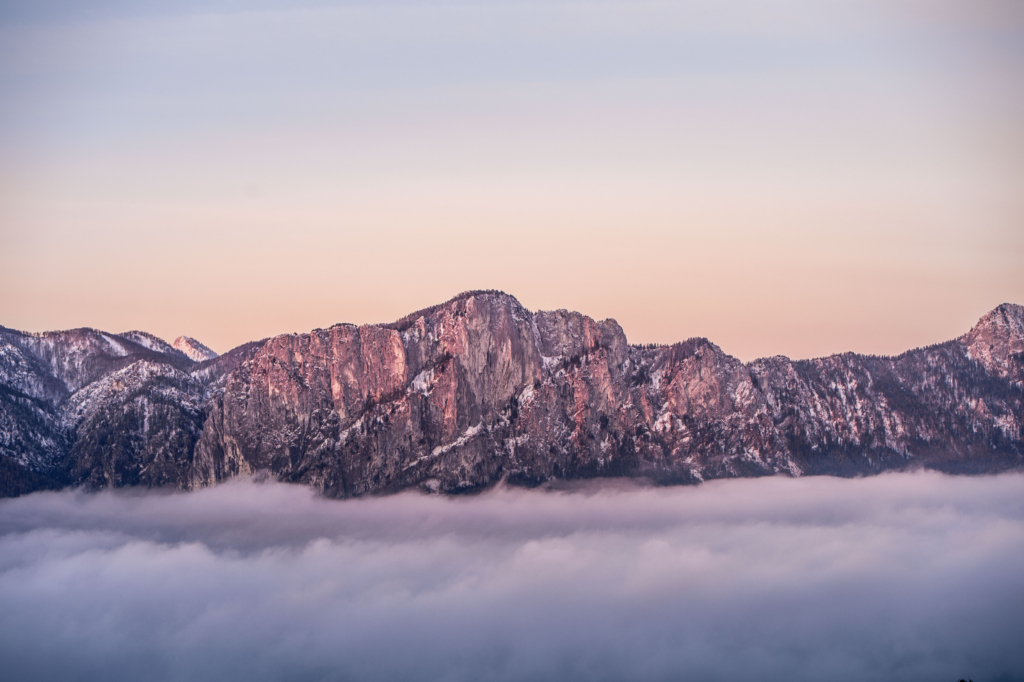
[2, 472, 1023, 682]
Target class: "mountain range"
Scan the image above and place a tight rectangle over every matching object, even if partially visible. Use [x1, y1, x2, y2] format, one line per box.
[2, 291, 1022, 497]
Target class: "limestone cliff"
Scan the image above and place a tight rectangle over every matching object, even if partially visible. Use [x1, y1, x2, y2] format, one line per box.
[1, 293, 1021, 497]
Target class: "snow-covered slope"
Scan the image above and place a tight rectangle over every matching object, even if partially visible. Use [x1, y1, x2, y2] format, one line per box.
[118, 331, 189, 360]
[173, 336, 218, 362]
[0, 325, 262, 495]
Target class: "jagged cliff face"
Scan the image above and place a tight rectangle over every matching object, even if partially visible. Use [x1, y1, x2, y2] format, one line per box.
[1, 294, 1022, 497]
[189, 294, 1023, 496]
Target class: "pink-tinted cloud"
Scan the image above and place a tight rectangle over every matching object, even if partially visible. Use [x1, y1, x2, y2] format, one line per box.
[1, 471, 1022, 681]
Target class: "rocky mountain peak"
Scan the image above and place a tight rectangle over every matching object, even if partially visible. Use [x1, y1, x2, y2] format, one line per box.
[385, 290, 529, 331]
[173, 336, 218, 362]
[961, 303, 1024, 379]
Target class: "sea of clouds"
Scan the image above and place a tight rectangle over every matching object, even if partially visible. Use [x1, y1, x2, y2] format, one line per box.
[1, 471, 1023, 682]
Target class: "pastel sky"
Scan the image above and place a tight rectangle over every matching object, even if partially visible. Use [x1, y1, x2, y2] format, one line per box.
[1, 0, 1021, 360]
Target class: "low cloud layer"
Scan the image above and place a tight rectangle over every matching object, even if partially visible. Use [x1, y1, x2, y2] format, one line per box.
[2, 472, 1023, 682]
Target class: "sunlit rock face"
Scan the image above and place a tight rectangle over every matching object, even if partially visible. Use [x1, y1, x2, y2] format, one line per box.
[190, 293, 1024, 496]
[1, 295, 1023, 497]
